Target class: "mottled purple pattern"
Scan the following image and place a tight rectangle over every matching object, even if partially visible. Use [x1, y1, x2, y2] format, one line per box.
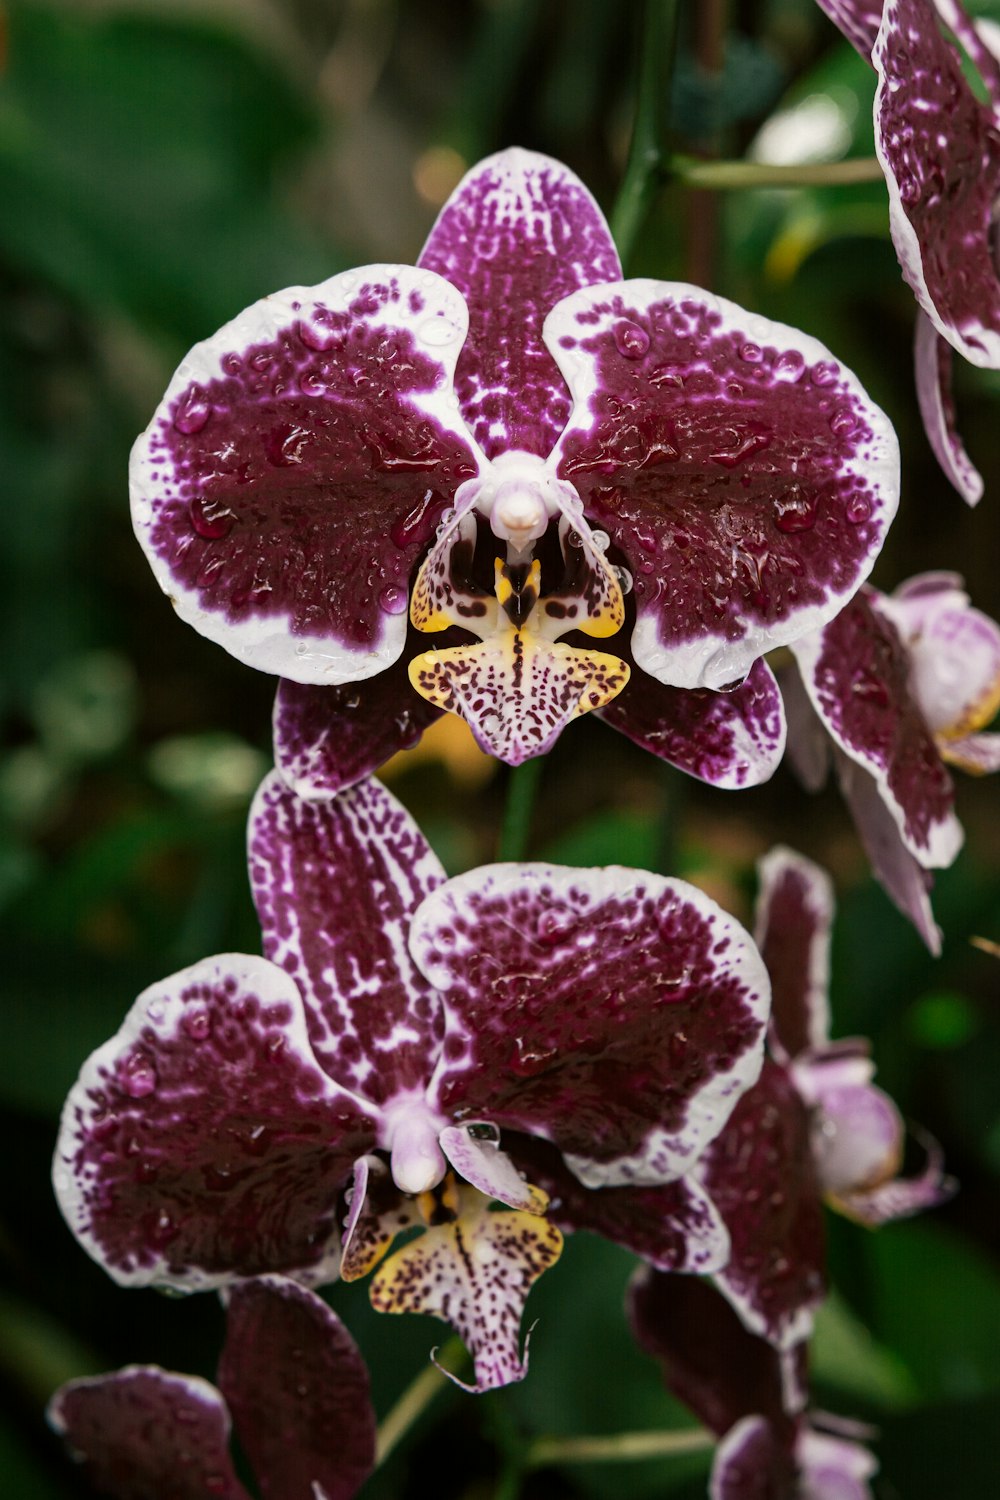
[813, 0, 883, 57]
[913, 313, 983, 505]
[54, 956, 375, 1286]
[755, 850, 832, 1062]
[414, 865, 768, 1180]
[50, 1369, 250, 1500]
[218, 1278, 376, 1500]
[505, 1132, 729, 1274]
[628, 1269, 797, 1439]
[875, 0, 1000, 364]
[699, 1060, 826, 1348]
[137, 272, 478, 655]
[273, 651, 444, 799]
[801, 590, 956, 858]
[249, 772, 445, 1103]
[551, 288, 895, 687]
[419, 148, 621, 458]
[712, 1416, 798, 1500]
[598, 657, 785, 787]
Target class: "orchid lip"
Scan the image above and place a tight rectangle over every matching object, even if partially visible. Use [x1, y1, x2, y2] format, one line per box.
[383, 1100, 448, 1196]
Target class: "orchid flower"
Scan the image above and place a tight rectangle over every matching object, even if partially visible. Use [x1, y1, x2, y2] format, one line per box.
[53, 771, 770, 1391]
[507, 846, 951, 1352]
[131, 148, 898, 780]
[629, 1268, 878, 1500]
[816, 0, 1000, 503]
[783, 571, 1000, 951]
[48, 1276, 376, 1500]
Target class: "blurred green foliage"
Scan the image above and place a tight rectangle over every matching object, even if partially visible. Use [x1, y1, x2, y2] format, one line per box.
[2, 2, 1000, 1497]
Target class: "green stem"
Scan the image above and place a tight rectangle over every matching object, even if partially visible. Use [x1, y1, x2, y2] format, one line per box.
[674, 155, 884, 189]
[497, 757, 544, 861]
[525, 1426, 713, 1468]
[610, 0, 681, 264]
[374, 1337, 466, 1466]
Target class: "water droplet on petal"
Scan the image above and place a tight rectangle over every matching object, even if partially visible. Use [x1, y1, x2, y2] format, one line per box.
[615, 565, 634, 594]
[174, 387, 211, 435]
[536, 908, 577, 945]
[122, 1053, 157, 1099]
[829, 406, 859, 438]
[379, 584, 408, 615]
[811, 360, 838, 387]
[190, 496, 237, 540]
[419, 316, 458, 347]
[613, 320, 650, 358]
[846, 495, 871, 524]
[739, 342, 763, 363]
[774, 487, 817, 533]
[182, 1008, 211, 1041]
[774, 349, 804, 382]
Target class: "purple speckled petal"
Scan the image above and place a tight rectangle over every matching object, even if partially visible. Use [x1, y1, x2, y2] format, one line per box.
[795, 1428, 877, 1499]
[790, 591, 962, 869]
[438, 1124, 547, 1212]
[546, 281, 899, 691]
[813, 1, 883, 58]
[217, 1277, 376, 1500]
[627, 1268, 802, 1438]
[418, 148, 621, 459]
[53, 955, 376, 1290]
[934, 2, 1000, 110]
[130, 266, 483, 684]
[370, 1190, 563, 1392]
[49, 1368, 250, 1500]
[913, 314, 983, 506]
[272, 650, 445, 800]
[413, 863, 770, 1186]
[711, 1415, 798, 1500]
[755, 848, 834, 1061]
[249, 771, 445, 1104]
[779, 660, 832, 793]
[939, 730, 1000, 773]
[506, 1131, 730, 1274]
[697, 1059, 827, 1349]
[834, 749, 943, 954]
[340, 1157, 420, 1281]
[598, 657, 786, 788]
[883, 573, 1000, 742]
[874, 0, 1000, 368]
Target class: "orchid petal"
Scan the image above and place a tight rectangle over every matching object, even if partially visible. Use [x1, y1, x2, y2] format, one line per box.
[546, 280, 899, 691]
[796, 1428, 878, 1500]
[790, 592, 962, 869]
[273, 650, 445, 800]
[408, 632, 630, 764]
[419, 148, 621, 459]
[131, 266, 483, 682]
[913, 314, 983, 505]
[830, 1132, 955, 1226]
[369, 1190, 563, 1392]
[938, 731, 1000, 773]
[598, 657, 786, 788]
[506, 1132, 730, 1274]
[340, 1157, 420, 1282]
[934, 1, 1000, 110]
[883, 574, 1000, 741]
[812, 1, 884, 58]
[49, 1368, 250, 1500]
[698, 1059, 826, 1349]
[834, 749, 943, 954]
[53, 955, 376, 1290]
[217, 1277, 376, 1500]
[628, 1268, 800, 1438]
[413, 863, 770, 1186]
[249, 772, 445, 1103]
[438, 1124, 548, 1213]
[805, 1077, 904, 1197]
[755, 847, 834, 1061]
[779, 660, 832, 793]
[711, 1415, 798, 1500]
[874, 0, 1000, 368]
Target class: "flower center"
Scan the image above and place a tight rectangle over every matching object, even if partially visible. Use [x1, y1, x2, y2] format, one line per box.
[385, 1105, 447, 1196]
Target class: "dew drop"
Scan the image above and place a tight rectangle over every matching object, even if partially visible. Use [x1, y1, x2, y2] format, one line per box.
[146, 1000, 165, 1023]
[590, 529, 611, 553]
[419, 316, 458, 347]
[739, 342, 763, 363]
[773, 487, 816, 534]
[615, 565, 634, 594]
[390, 493, 437, 549]
[613, 320, 650, 358]
[466, 1121, 501, 1144]
[379, 584, 408, 615]
[190, 496, 237, 540]
[811, 360, 838, 387]
[182, 1008, 211, 1041]
[298, 319, 330, 352]
[774, 349, 804, 381]
[173, 387, 211, 435]
[536, 908, 577, 945]
[829, 406, 859, 438]
[846, 495, 871, 524]
[122, 1053, 157, 1099]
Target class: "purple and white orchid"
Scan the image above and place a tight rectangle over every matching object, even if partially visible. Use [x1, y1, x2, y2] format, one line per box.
[629, 1268, 878, 1500]
[49, 1276, 376, 1500]
[53, 771, 771, 1391]
[508, 846, 951, 1353]
[816, 0, 1000, 503]
[131, 147, 898, 779]
[784, 571, 1000, 950]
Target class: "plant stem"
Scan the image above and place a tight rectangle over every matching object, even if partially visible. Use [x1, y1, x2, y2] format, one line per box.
[610, 0, 681, 265]
[525, 1425, 714, 1468]
[674, 155, 884, 189]
[374, 1337, 466, 1466]
[497, 756, 544, 861]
